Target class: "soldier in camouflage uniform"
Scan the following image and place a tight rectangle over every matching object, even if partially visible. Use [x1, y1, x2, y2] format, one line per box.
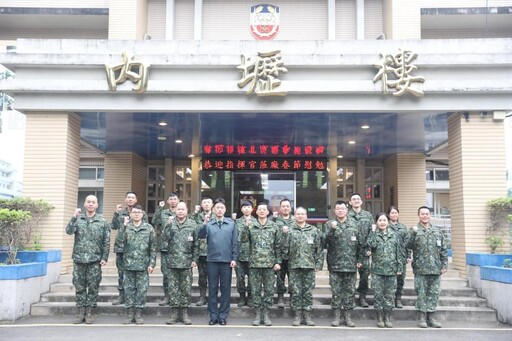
[407, 206, 448, 328]
[234, 200, 256, 307]
[387, 206, 412, 308]
[192, 196, 213, 306]
[163, 202, 198, 325]
[324, 200, 363, 327]
[272, 198, 295, 308]
[348, 193, 373, 308]
[122, 204, 156, 325]
[367, 213, 404, 328]
[111, 191, 148, 306]
[66, 195, 110, 324]
[151, 192, 179, 306]
[241, 202, 282, 326]
[283, 207, 323, 327]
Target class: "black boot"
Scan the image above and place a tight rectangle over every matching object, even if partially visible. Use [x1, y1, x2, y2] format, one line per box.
[112, 290, 125, 305]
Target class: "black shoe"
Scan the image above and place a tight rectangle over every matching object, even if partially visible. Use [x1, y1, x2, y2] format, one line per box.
[209, 319, 218, 325]
[219, 319, 227, 325]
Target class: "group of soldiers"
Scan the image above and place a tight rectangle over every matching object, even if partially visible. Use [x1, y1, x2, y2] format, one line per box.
[66, 190, 448, 328]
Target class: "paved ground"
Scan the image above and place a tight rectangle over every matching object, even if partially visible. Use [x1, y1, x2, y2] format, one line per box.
[2, 315, 511, 341]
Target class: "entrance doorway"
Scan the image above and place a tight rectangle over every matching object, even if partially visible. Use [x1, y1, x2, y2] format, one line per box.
[233, 172, 295, 216]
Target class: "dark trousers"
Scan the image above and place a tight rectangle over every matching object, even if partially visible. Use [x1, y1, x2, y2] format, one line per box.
[207, 261, 232, 321]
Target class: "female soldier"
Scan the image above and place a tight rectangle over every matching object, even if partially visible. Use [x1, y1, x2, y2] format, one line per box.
[387, 206, 411, 308]
[367, 213, 404, 328]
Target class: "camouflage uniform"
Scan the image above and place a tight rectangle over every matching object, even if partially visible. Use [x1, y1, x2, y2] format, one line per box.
[389, 221, 410, 301]
[235, 216, 256, 303]
[111, 208, 148, 298]
[284, 223, 323, 312]
[274, 215, 295, 296]
[66, 213, 110, 308]
[347, 209, 373, 298]
[407, 223, 448, 313]
[241, 219, 282, 310]
[122, 221, 156, 309]
[323, 219, 363, 310]
[152, 207, 176, 303]
[161, 217, 198, 308]
[367, 228, 403, 311]
[193, 211, 210, 303]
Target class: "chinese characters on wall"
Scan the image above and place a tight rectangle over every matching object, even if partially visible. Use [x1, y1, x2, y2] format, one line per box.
[202, 158, 327, 171]
[373, 49, 425, 97]
[105, 52, 151, 93]
[104, 48, 425, 97]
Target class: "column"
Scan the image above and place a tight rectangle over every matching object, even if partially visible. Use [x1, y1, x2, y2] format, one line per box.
[109, 0, 148, 39]
[448, 112, 506, 276]
[382, 0, 420, 39]
[103, 152, 147, 250]
[23, 112, 81, 273]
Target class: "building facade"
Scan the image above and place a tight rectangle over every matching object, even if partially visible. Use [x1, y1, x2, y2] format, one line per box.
[0, 0, 511, 274]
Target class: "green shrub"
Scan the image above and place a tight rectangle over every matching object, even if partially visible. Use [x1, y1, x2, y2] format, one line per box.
[0, 198, 53, 264]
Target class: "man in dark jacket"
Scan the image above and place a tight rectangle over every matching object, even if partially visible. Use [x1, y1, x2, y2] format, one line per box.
[198, 197, 238, 326]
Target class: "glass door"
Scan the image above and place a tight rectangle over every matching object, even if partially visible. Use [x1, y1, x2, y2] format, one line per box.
[232, 172, 295, 216]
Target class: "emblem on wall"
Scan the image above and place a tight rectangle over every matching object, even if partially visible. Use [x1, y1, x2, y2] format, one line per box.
[250, 4, 280, 40]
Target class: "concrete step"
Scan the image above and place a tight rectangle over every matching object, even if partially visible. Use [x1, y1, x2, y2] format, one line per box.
[30, 301, 497, 323]
[39, 291, 489, 308]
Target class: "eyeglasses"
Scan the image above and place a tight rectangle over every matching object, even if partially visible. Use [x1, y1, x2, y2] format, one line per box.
[131, 211, 143, 215]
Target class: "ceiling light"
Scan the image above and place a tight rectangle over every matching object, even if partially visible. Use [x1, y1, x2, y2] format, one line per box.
[175, 138, 183, 144]
[159, 120, 167, 126]
[337, 155, 343, 158]
[157, 135, 167, 141]
[361, 124, 370, 129]
[348, 140, 356, 144]
[188, 154, 195, 158]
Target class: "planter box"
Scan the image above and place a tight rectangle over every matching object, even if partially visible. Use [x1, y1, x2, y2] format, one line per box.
[481, 266, 512, 325]
[0, 250, 61, 321]
[466, 252, 512, 296]
[466, 253, 512, 325]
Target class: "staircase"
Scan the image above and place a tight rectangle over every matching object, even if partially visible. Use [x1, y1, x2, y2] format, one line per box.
[31, 256, 497, 324]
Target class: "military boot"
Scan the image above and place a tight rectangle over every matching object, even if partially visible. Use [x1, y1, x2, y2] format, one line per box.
[112, 290, 125, 305]
[376, 310, 385, 328]
[181, 308, 192, 325]
[252, 309, 261, 326]
[344, 309, 355, 327]
[123, 308, 134, 324]
[134, 308, 144, 325]
[277, 293, 285, 308]
[427, 312, 442, 328]
[73, 307, 85, 324]
[304, 310, 315, 326]
[166, 308, 179, 325]
[262, 308, 272, 326]
[247, 292, 254, 307]
[358, 293, 369, 308]
[237, 292, 247, 307]
[331, 309, 341, 327]
[384, 310, 393, 328]
[418, 311, 428, 328]
[85, 307, 95, 324]
[292, 310, 302, 326]
[196, 288, 207, 306]
[395, 296, 403, 309]
[159, 295, 170, 306]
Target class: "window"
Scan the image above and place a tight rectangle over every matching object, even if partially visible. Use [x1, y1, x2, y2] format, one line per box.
[364, 166, 383, 215]
[146, 166, 165, 217]
[336, 166, 355, 199]
[79, 167, 104, 181]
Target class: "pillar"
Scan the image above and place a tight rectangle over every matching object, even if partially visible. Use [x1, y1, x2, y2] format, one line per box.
[103, 152, 147, 250]
[23, 112, 81, 273]
[448, 112, 507, 277]
[384, 153, 426, 226]
[109, 0, 148, 39]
